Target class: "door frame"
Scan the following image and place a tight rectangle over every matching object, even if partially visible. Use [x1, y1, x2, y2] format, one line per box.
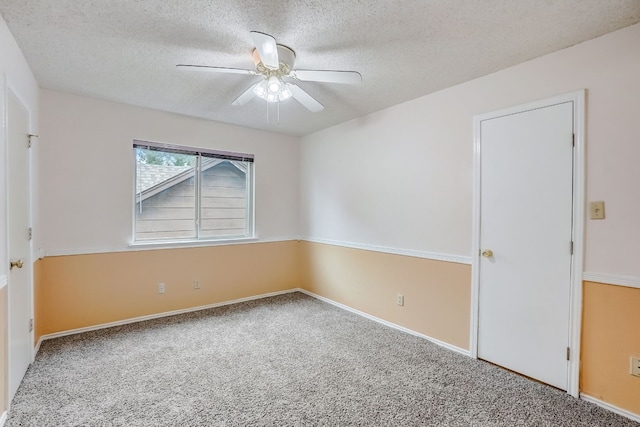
[470, 90, 585, 397]
[3, 78, 36, 407]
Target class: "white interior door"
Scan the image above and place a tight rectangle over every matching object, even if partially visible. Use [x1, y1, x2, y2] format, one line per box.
[477, 101, 574, 390]
[7, 90, 32, 401]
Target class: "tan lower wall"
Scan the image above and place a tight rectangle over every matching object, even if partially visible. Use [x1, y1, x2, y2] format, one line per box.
[34, 241, 302, 342]
[581, 281, 640, 415]
[0, 286, 7, 415]
[299, 241, 471, 350]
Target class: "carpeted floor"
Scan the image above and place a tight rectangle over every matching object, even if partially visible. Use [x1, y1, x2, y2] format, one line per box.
[6, 292, 638, 426]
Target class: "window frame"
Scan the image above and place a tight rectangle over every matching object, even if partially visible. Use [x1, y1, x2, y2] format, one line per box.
[132, 140, 255, 245]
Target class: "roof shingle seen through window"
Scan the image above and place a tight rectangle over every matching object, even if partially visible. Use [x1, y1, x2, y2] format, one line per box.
[136, 163, 191, 194]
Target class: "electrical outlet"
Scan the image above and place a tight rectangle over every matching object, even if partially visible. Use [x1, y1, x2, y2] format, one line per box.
[158, 283, 166, 294]
[631, 356, 640, 377]
[193, 280, 201, 289]
[396, 294, 404, 306]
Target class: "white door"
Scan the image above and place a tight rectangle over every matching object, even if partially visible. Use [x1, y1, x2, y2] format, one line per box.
[477, 101, 573, 390]
[7, 90, 32, 401]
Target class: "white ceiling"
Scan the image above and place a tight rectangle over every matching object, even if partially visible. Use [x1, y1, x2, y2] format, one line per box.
[1, 1, 639, 136]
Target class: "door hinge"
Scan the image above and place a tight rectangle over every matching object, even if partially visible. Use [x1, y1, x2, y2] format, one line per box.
[28, 133, 38, 148]
[28, 227, 33, 241]
[566, 347, 570, 361]
[572, 133, 575, 147]
[570, 241, 573, 255]
[29, 319, 33, 333]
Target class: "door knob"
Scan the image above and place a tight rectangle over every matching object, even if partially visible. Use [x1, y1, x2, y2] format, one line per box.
[9, 259, 24, 270]
[481, 249, 493, 258]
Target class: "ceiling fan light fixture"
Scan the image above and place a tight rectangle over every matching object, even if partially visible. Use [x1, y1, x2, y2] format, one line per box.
[279, 84, 292, 101]
[254, 76, 291, 103]
[253, 80, 268, 97]
[268, 76, 281, 93]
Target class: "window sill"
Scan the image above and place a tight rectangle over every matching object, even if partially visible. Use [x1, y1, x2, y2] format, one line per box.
[128, 236, 259, 251]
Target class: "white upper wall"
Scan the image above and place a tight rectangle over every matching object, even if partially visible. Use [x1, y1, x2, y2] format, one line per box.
[39, 90, 300, 255]
[0, 14, 39, 278]
[300, 23, 640, 277]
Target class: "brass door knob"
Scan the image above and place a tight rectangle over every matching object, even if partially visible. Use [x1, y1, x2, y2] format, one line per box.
[9, 259, 24, 270]
[481, 250, 493, 258]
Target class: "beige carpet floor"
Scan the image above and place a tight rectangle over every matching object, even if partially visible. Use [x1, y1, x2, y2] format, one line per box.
[6, 292, 638, 426]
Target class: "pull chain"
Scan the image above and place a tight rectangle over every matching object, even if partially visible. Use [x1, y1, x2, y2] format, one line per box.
[265, 102, 281, 125]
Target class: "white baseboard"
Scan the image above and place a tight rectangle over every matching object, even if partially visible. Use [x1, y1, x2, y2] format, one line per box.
[34, 334, 44, 356]
[298, 289, 471, 357]
[35, 289, 300, 354]
[580, 393, 640, 423]
[35, 287, 470, 361]
[0, 410, 7, 427]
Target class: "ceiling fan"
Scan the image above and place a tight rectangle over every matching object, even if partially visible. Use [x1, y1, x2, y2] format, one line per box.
[177, 31, 362, 112]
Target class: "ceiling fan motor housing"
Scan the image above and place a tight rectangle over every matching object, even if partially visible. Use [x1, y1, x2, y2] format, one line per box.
[253, 45, 296, 76]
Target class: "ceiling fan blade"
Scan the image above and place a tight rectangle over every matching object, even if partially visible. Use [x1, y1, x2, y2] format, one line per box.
[293, 70, 362, 84]
[177, 64, 257, 76]
[250, 31, 279, 70]
[232, 83, 259, 106]
[288, 84, 324, 112]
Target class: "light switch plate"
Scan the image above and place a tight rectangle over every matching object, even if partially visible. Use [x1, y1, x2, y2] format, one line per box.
[590, 201, 605, 219]
[631, 356, 640, 377]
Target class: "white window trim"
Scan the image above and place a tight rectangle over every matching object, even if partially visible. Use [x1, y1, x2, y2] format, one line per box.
[132, 141, 255, 244]
[128, 236, 260, 250]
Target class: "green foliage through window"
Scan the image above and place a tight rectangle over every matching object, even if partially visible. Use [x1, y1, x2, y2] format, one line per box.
[136, 148, 196, 166]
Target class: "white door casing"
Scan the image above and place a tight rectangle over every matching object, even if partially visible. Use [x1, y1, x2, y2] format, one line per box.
[7, 89, 33, 402]
[471, 91, 585, 397]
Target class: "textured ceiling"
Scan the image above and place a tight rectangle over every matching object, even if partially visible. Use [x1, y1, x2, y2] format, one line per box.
[1, 1, 639, 136]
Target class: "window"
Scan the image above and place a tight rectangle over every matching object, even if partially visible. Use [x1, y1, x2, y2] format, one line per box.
[133, 140, 254, 242]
